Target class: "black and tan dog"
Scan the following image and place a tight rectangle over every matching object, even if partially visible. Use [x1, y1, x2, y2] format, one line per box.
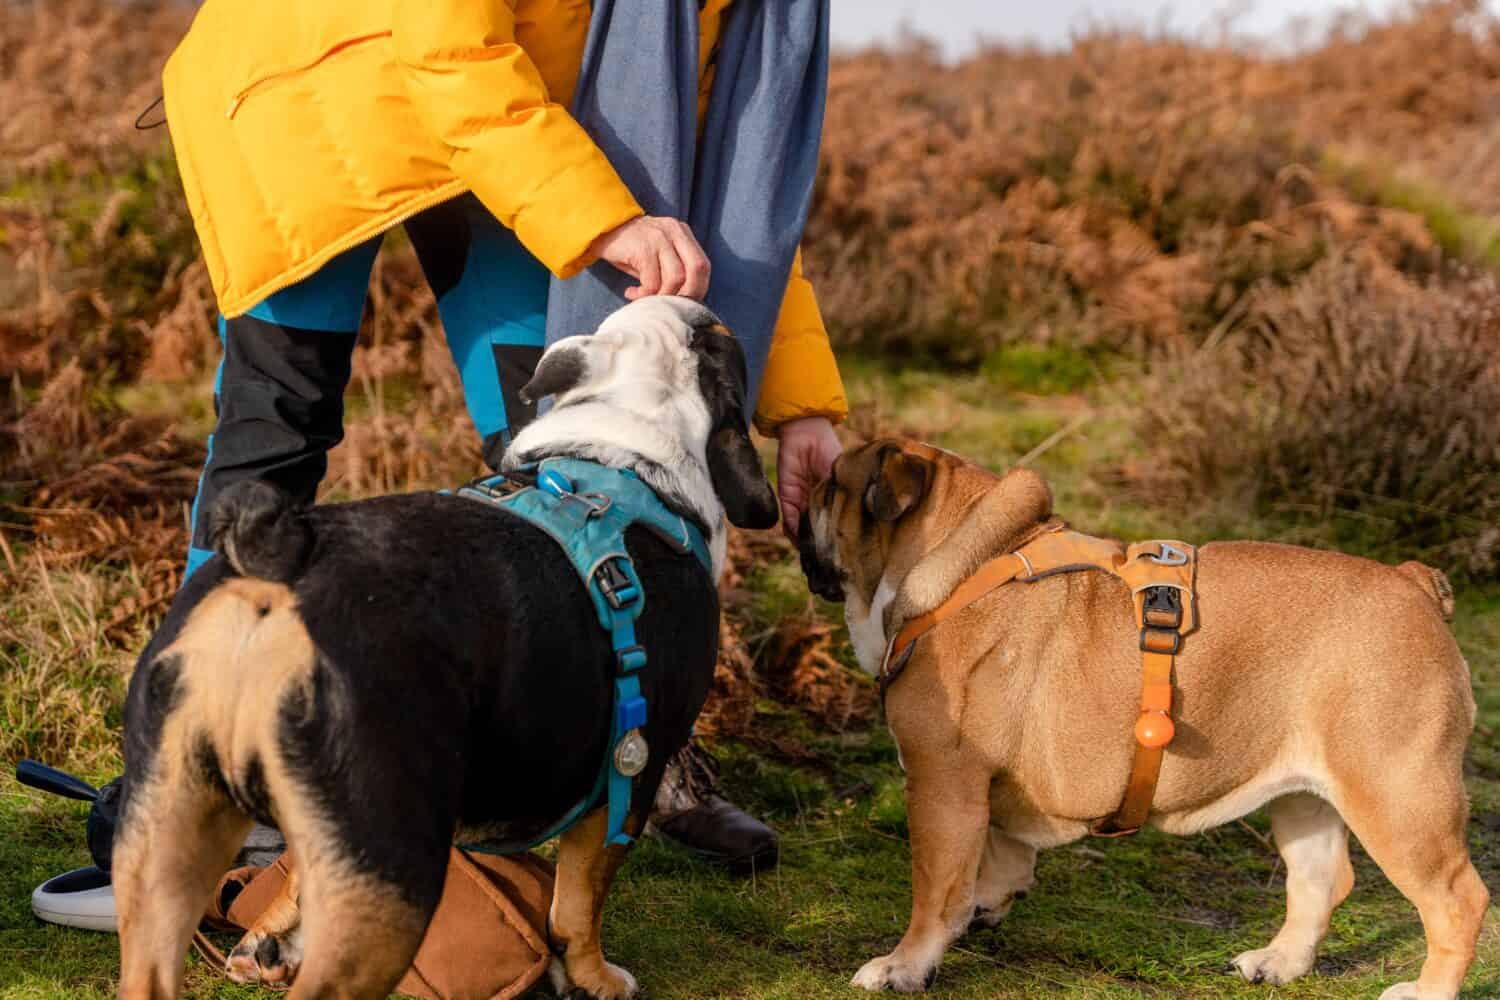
[113, 297, 778, 1000]
[799, 439, 1487, 999]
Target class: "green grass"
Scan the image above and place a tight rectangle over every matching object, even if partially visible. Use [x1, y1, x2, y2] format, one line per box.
[2, 363, 1497, 998]
[980, 344, 1103, 397]
[1321, 151, 1500, 267]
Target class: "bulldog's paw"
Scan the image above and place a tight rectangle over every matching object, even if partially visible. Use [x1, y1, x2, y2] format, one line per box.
[1378, 984, 1451, 1000]
[851, 953, 937, 993]
[225, 924, 304, 988]
[1229, 944, 1314, 986]
[547, 956, 640, 1000]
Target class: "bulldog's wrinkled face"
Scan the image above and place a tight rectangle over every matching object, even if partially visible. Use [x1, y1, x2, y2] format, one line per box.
[796, 439, 939, 607]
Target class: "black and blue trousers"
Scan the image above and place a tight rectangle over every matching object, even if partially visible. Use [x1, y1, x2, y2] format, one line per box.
[185, 195, 549, 577]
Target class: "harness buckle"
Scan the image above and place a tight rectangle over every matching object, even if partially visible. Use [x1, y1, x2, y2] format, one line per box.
[457, 474, 527, 504]
[1139, 587, 1183, 654]
[1141, 586, 1183, 630]
[595, 558, 641, 611]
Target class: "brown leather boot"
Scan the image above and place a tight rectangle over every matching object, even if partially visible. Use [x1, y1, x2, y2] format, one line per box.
[649, 741, 779, 876]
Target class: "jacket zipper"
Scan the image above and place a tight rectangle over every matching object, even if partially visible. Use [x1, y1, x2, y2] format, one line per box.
[226, 31, 392, 118]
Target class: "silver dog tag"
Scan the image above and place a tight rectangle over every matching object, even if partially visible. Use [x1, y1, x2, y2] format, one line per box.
[614, 730, 649, 777]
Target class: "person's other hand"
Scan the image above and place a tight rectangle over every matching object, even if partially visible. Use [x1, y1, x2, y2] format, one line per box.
[588, 216, 711, 300]
[775, 416, 842, 541]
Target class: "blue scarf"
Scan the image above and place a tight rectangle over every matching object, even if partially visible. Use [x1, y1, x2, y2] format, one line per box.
[544, 0, 831, 412]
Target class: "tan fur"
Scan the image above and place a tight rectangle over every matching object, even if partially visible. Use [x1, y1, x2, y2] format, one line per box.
[216, 806, 647, 999]
[889, 464, 1052, 627]
[226, 856, 303, 987]
[1398, 560, 1456, 621]
[115, 580, 430, 1000]
[816, 439, 1487, 999]
[547, 807, 642, 1000]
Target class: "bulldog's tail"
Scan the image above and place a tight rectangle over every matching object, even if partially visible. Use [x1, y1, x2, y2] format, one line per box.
[1397, 561, 1455, 622]
[208, 480, 314, 584]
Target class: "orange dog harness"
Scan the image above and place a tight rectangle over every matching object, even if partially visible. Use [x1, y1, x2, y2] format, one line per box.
[880, 523, 1199, 837]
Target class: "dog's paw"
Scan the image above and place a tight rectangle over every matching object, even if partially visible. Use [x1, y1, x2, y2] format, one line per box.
[225, 925, 304, 988]
[1229, 945, 1313, 986]
[548, 955, 639, 1000]
[851, 954, 937, 993]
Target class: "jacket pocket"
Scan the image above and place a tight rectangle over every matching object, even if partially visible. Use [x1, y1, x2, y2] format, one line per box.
[226, 32, 392, 119]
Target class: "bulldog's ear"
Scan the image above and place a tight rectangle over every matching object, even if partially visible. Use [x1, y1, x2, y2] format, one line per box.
[519, 341, 588, 405]
[709, 424, 779, 529]
[692, 328, 779, 529]
[864, 447, 932, 522]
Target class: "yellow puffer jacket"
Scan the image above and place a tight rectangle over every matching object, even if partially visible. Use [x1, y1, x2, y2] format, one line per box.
[162, 0, 845, 432]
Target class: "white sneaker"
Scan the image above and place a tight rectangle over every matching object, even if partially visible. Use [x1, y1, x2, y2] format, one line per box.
[32, 866, 117, 933]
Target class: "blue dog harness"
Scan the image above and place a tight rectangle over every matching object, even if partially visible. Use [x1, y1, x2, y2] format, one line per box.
[453, 457, 712, 849]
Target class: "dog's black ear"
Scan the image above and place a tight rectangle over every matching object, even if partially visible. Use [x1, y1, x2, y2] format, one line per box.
[519, 341, 588, 405]
[692, 327, 779, 529]
[864, 446, 932, 522]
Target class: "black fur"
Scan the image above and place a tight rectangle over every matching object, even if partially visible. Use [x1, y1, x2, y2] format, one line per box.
[117, 650, 184, 830]
[689, 330, 779, 530]
[519, 342, 588, 405]
[208, 479, 314, 583]
[122, 491, 719, 912]
[236, 755, 275, 827]
[255, 934, 281, 969]
[193, 735, 230, 800]
[796, 510, 845, 602]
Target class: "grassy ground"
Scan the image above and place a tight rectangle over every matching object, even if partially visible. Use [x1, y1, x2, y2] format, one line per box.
[1, 355, 1496, 998]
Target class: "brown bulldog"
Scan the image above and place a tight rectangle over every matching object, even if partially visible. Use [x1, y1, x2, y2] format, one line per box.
[797, 439, 1486, 999]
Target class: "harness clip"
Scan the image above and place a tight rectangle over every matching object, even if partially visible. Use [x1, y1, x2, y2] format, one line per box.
[1141, 586, 1183, 630]
[595, 558, 642, 611]
[1139, 588, 1183, 654]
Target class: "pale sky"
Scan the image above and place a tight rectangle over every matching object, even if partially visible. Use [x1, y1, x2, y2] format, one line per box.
[831, 0, 1420, 56]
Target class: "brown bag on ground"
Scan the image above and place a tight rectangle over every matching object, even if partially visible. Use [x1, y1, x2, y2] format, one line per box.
[195, 848, 555, 1000]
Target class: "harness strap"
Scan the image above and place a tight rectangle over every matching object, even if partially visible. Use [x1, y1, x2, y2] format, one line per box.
[1091, 643, 1174, 836]
[449, 458, 710, 853]
[879, 528, 1197, 838]
[881, 520, 1068, 699]
[880, 553, 1027, 699]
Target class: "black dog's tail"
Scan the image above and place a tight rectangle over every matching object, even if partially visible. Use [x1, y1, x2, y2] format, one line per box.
[207, 480, 314, 583]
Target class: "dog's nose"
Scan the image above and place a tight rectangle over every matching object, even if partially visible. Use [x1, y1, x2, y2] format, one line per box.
[795, 512, 845, 603]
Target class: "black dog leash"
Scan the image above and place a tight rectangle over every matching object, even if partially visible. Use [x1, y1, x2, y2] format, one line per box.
[17, 760, 121, 871]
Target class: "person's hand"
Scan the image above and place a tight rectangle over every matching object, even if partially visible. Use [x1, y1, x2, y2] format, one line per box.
[775, 416, 843, 541]
[588, 216, 711, 300]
